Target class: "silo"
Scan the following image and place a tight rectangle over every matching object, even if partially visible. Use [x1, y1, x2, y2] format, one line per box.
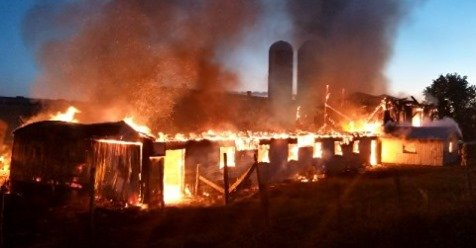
[268, 41, 294, 127]
[297, 40, 321, 107]
[268, 41, 293, 102]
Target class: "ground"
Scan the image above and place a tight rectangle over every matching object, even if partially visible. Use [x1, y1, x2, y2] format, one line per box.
[3, 165, 476, 247]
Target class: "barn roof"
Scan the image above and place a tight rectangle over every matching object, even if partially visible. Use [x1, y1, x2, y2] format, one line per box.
[386, 126, 462, 140]
[13, 120, 150, 141]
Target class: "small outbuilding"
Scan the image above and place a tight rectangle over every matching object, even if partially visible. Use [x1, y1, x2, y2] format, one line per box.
[380, 126, 461, 166]
[10, 120, 163, 207]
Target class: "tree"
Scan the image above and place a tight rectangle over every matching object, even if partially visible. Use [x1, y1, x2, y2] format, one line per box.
[423, 73, 476, 140]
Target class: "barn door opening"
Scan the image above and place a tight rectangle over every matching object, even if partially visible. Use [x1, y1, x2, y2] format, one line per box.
[163, 149, 185, 204]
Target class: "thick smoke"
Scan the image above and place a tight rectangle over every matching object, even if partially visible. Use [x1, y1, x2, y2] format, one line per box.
[25, 0, 260, 131]
[24, 0, 419, 132]
[286, 0, 415, 101]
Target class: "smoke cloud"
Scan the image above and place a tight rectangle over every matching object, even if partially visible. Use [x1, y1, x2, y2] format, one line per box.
[24, 0, 419, 132]
[286, 0, 417, 101]
[24, 0, 260, 131]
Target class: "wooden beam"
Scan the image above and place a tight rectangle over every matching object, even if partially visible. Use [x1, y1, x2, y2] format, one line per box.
[229, 163, 256, 194]
[255, 152, 270, 228]
[194, 163, 200, 196]
[199, 175, 224, 194]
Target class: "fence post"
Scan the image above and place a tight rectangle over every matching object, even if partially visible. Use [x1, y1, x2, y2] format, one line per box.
[223, 153, 230, 205]
[159, 158, 165, 209]
[255, 152, 270, 228]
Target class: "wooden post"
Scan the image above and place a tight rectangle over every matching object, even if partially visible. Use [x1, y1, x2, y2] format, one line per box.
[195, 163, 200, 196]
[159, 158, 165, 209]
[223, 153, 230, 205]
[255, 152, 270, 228]
[141, 139, 153, 205]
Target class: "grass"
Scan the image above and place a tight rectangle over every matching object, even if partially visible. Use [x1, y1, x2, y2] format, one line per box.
[4, 165, 476, 247]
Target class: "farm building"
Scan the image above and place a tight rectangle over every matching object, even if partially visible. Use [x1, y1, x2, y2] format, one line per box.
[380, 126, 461, 166]
[10, 120, 163, 207]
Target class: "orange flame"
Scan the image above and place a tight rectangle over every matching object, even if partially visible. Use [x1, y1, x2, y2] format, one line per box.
[0, 154, 10, 184]
[50, 106, 80, 122]
[163, 149, 186, 204]
[288, 144, 299, 161]
[123, 117, 151, 134]
[313, 142, 323, 158]
[343, 120, 381, 134]
[370, 139, 378, 166]
[219, 146, 236, 168]
[412, 108, 423, 127]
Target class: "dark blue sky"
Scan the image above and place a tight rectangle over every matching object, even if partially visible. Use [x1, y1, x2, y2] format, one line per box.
[1, 0, 476, 98]
[0, 0, 37, 97]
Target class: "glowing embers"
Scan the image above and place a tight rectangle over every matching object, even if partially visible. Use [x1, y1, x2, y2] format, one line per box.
[258, 145, 270, 163]
[313, 142, 323, 159]
[163, 149, 185, 204]
[50, 106, 80, 122]
[0, 153, 9, 183]
[288, 144, 299, 162]
[219, 146, 236, 168]
[370, 139, 378, 166]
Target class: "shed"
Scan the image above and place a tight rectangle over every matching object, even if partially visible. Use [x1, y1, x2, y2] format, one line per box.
[10, 120, 160, 207]
[380, 126, 461, 166]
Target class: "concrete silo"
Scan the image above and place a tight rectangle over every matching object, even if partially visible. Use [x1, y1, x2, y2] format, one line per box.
[268, 41, 294, 127]
[268, 41, 293, 102]
[297, 40, 321, 107]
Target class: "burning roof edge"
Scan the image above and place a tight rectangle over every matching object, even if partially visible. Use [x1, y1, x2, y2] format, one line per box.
[13, 120, 152, 141]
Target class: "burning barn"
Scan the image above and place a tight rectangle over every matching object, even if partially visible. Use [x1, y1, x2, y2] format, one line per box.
[10, 120, 162, 207]
[380, 126, 461, 166]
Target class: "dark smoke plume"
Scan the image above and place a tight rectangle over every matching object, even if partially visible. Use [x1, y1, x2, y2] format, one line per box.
[24, 0, 260, 131]
[24, 0, 420, 132]
[287, 0, 416, 101]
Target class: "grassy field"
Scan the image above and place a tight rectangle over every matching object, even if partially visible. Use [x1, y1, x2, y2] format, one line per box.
[4, 165, 476, 247]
